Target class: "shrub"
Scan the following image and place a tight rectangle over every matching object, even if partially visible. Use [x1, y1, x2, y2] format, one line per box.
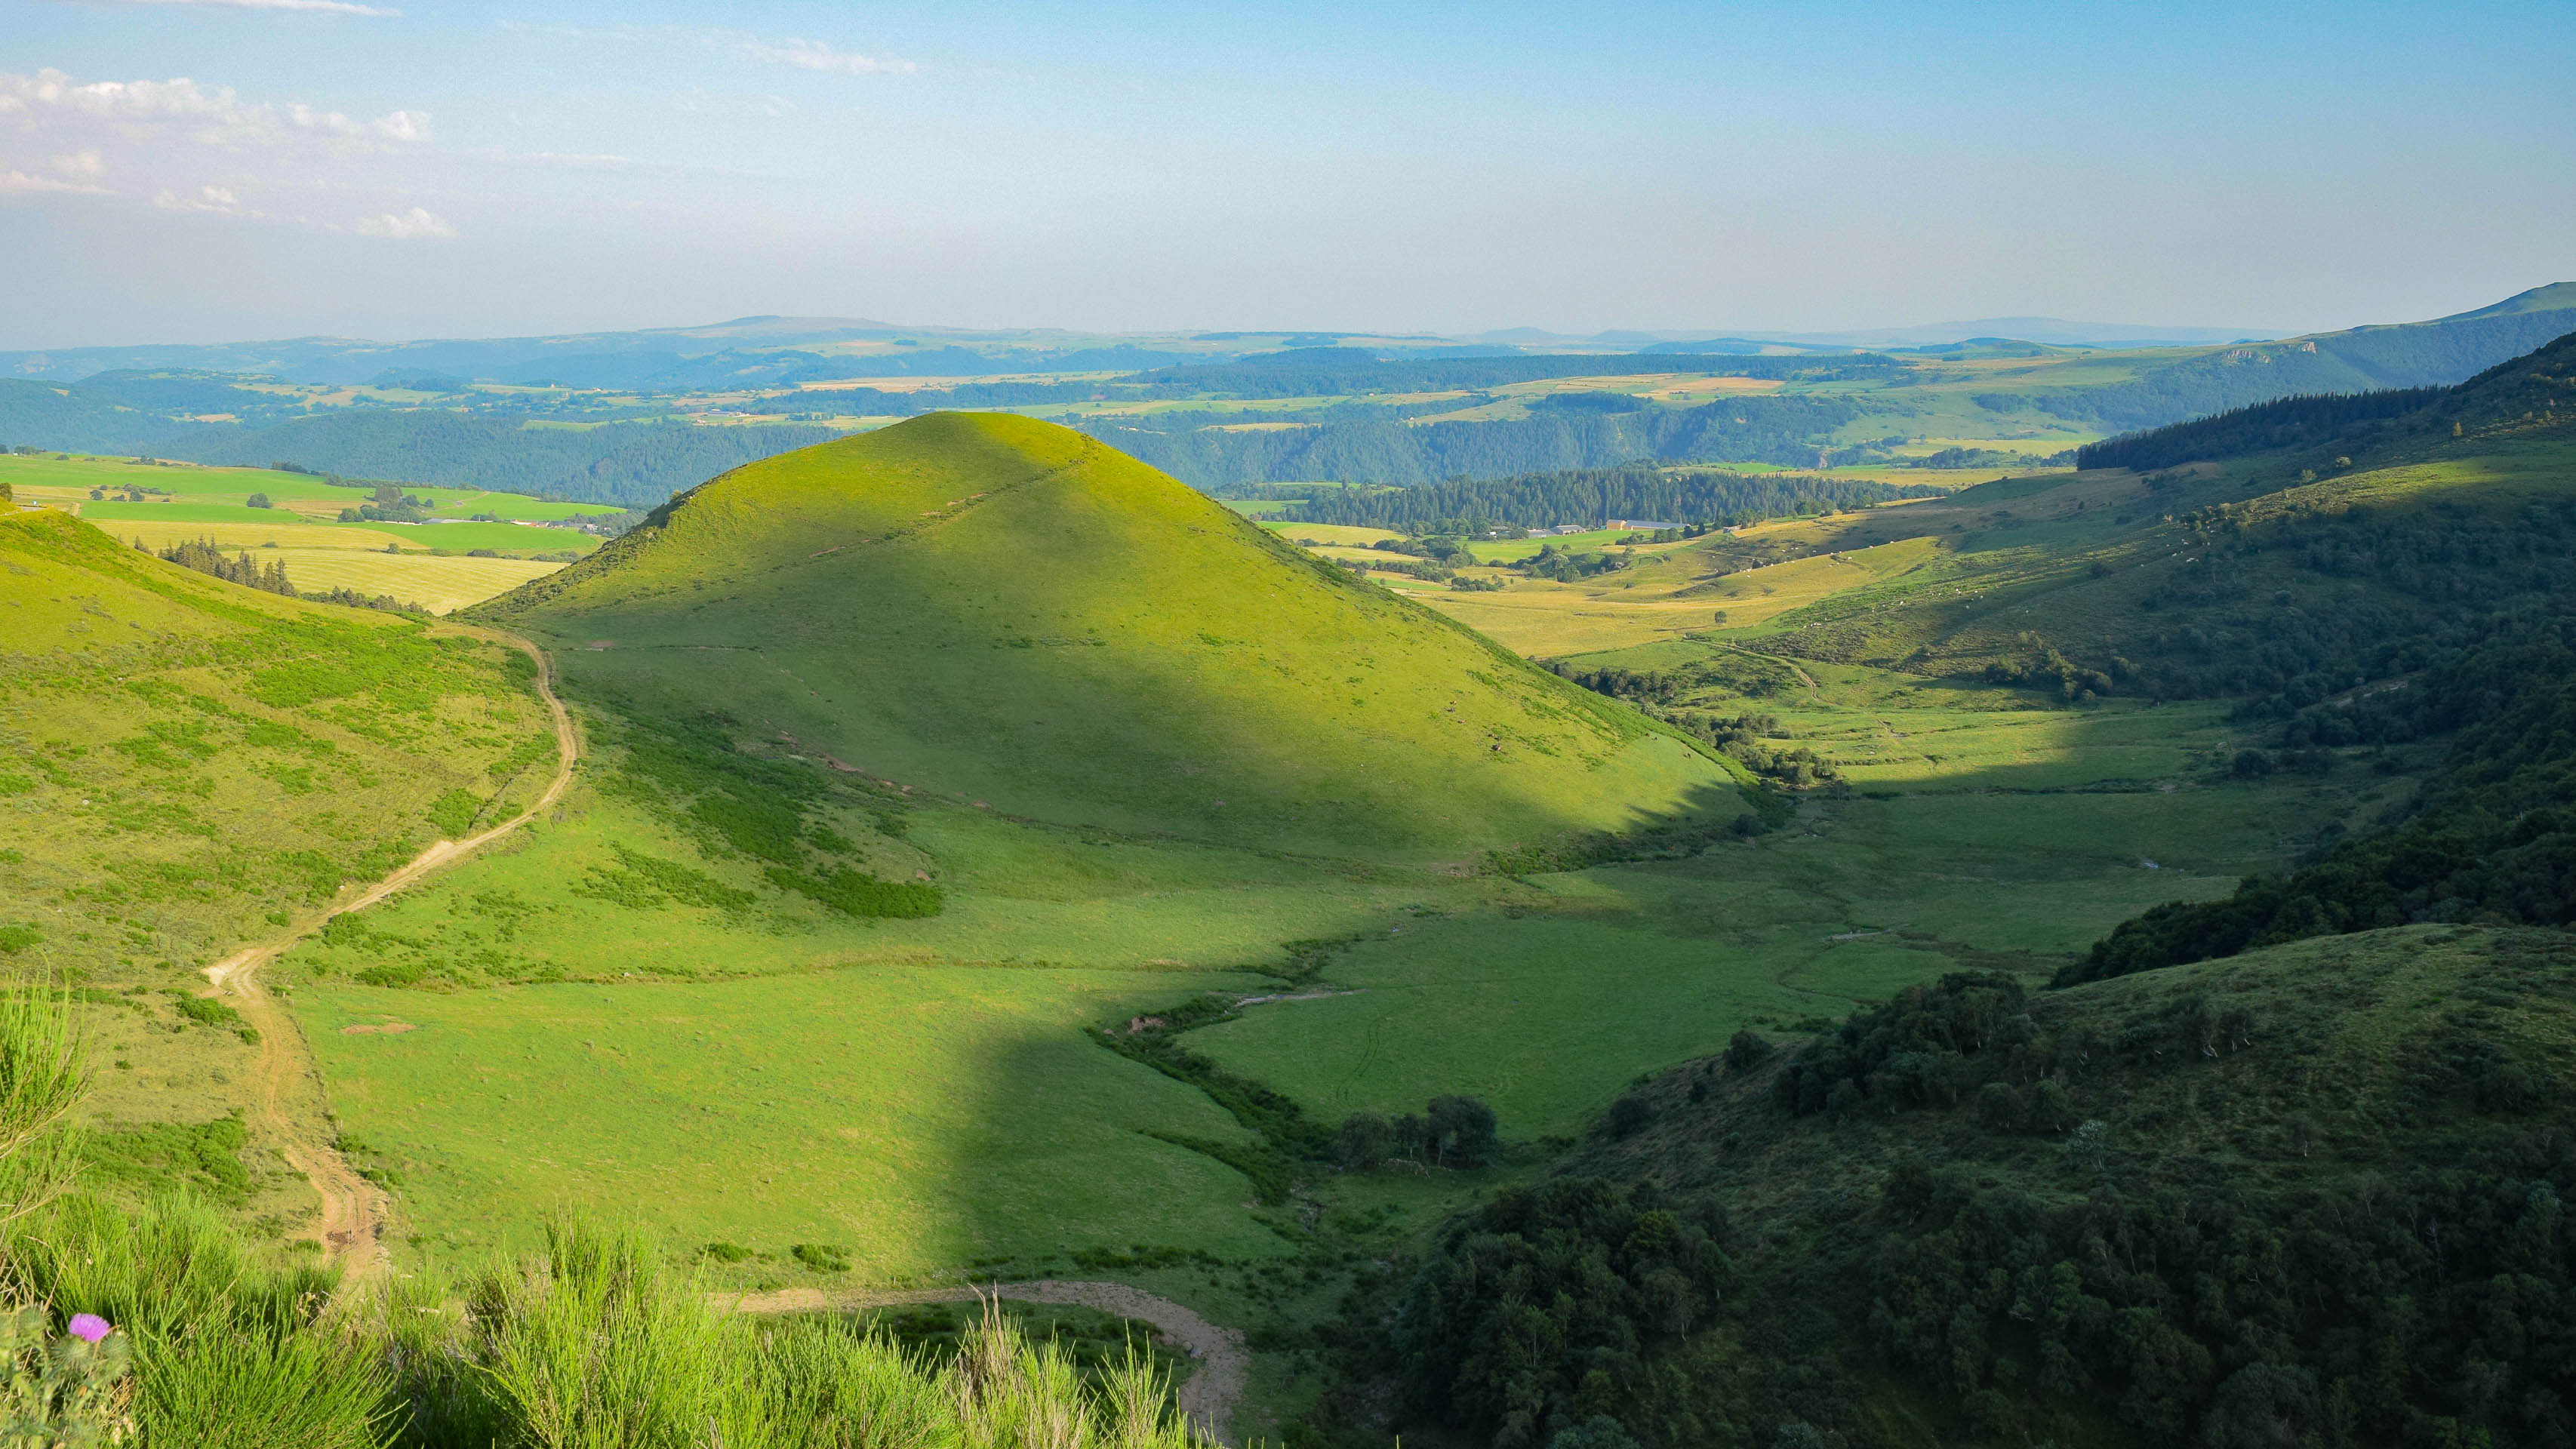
[1721, 1029, 1773, 1072]
[789, 1243, 851, 1274]
[767, 865, 943, 920]
[425, 788, 482, 838]
[1334, 1112, 1394, 1170]
[1426, 1094, 1497, 1167]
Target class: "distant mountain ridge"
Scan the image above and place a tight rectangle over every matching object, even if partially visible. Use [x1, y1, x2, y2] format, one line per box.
[13, 285, 2564, 386]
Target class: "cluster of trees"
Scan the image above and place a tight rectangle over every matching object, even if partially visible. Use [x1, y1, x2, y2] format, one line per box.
[1981, 640, 2130, 703]
[1334, 1096, 1499, 1171]
[1769, 972, 2050, 1120]
[337, 482, 432, 522]
[1513, 543, 1630, 583]
[139, 537, 294, 596]
[1542, 662, 1835, 787]
[1280, 463, 1938, 531]
[1392, 1177, 1731, 1449]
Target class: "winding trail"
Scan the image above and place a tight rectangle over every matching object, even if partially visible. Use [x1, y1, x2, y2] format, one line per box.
[722, 1281, 1248, 1441]
[202, 623, 579, 1284]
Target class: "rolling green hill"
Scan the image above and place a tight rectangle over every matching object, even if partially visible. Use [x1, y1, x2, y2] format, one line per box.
[0, 506, 556, 1211]
[477, 411, 1744, 858]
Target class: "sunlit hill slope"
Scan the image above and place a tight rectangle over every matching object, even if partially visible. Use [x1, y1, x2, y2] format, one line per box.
[477, 412, 1744, 857]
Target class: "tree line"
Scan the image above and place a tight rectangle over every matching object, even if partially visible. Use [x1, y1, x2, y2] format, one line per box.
[137, 537, 416, 613]
[1084, 396, 1882, 488]
[2076, 388, 2445, 472]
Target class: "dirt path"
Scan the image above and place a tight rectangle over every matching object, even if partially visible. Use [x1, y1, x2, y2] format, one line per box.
[722, 1281, 1248, 1441]
[202, 624, 578, 1283]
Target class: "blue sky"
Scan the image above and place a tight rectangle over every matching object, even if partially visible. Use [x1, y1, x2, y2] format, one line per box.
[2, 0, 2571, 345]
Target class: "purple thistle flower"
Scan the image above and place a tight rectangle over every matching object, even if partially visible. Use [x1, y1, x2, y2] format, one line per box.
[66, 1314, 109, 1343]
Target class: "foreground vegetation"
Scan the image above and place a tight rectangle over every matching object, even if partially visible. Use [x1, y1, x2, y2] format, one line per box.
[0, 979, 1211, 1446]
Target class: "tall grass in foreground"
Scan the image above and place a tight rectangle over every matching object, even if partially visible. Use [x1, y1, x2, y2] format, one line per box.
[0, 980, 1210, 1447]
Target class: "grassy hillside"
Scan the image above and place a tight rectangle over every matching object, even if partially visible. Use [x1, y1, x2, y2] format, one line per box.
[479, 411, 1745, 858]
[0, 507, 556, 1214]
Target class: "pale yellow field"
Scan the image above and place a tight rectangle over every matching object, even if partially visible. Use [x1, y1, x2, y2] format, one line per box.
[1491, 373, 1787, 399]
[266, 549, 562, 614]
[1415, 582, 1724, 655]
[1689, 536, 1946, 628]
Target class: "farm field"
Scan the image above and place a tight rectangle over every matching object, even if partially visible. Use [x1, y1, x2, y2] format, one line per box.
[252, 550, 564, 614]
[75, 500, 592, 558]
[6, 454, 619, 609]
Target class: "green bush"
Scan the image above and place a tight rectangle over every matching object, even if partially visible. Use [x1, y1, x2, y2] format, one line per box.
[766, 866, 943, 920]
[424, 788, 482, 839]
[789, 1242, 851, 1274]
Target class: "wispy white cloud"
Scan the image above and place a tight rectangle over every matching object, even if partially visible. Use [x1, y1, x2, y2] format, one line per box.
[734, 36, 916, 77]
[0, 69, 429, 144]
[351, 205, 453, 239]
[153, 183, 257, 216]
[0, 67, 445, 234]
[0, 169, 112, 195]
[90, 0, 400, 16]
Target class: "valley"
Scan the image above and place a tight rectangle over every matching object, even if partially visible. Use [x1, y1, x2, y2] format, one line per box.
[2, 319, 2571, 1448]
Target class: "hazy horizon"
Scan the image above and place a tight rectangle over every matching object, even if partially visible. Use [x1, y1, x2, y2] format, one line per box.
[5, 1, 2571, 349]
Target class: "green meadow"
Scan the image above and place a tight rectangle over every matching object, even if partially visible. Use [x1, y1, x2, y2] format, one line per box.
[1189, 663, 2390, 1138]
[297, 962, 1288, 1275]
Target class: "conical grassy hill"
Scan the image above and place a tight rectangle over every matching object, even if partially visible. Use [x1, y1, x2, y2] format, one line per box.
[478, 412, 1741, 857]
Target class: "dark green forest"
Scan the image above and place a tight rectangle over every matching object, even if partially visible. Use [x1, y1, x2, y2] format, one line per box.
[1081, 395, 1876, 488]
[2076, 389, 2445, 472]
[1282, 464, 1942, 531]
